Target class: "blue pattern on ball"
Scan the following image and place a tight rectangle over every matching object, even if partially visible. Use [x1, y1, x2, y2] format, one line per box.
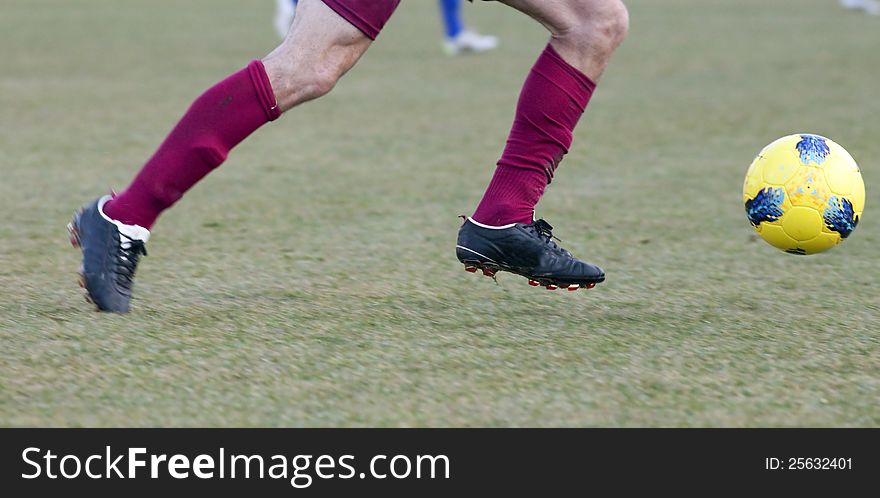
[824, 196, 859, 238]
[745, 187, 785, 226]
[796, 134, 831, 165]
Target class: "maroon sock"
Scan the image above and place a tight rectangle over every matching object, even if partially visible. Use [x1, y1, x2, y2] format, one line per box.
[104, 60, 281, 228]
[471, 44, 596, 226]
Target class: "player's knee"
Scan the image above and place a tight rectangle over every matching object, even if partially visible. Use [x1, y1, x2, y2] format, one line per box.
[565, 0, 629, 54]
[265, 57, 344, 106]
[300, 65, 340, 100]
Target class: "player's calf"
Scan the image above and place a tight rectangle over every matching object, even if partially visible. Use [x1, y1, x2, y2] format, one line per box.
[262, 0, 376, 111]
[501, 0, 629, 80]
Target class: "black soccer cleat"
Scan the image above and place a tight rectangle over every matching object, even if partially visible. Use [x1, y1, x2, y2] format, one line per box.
[456, 218, 605, 291]
[67, 196, 148, 312]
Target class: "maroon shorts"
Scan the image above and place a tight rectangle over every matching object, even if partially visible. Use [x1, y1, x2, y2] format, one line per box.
[320, 0, 401, 40]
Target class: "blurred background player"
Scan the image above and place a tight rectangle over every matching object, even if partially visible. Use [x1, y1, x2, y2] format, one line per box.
[840, 0, 880, 15]
[437, 0, 499, 55]
[274, 0, 498, 54]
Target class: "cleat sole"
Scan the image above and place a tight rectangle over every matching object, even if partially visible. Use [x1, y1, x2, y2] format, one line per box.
[461, 260, 498, 279]
[67, 222, 81, 248]
[77, 271, 97, 309]
[71, 217, 96, 309]
[461, 260, 603, 291]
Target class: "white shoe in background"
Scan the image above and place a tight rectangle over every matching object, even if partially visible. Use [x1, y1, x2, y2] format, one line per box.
[840, 0, 880, 15]
[443, 30, 499, 56]
[274, 0, 296, 39]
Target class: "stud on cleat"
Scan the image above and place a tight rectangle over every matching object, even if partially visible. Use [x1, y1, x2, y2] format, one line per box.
[567, 284, 580, 291]
[546, 284, 558, 290]
[585, 283, 597, 289]
[67, 222, 80, 248]
[482, 268, 497, 277]
[465, 266, 478, 273]
[528, 280, 540, 286]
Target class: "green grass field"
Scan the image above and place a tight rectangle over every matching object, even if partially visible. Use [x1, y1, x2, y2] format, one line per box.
[1, 0, 878, 427]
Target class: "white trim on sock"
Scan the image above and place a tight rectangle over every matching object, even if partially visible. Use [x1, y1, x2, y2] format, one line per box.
[97, 195, 151, 243]
[467, 217, 517, 230]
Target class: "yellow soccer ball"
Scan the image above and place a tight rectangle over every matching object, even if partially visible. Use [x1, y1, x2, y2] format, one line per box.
[743, 134, 865, 255]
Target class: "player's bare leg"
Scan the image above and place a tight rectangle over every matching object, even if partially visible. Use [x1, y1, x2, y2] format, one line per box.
[263, 0, 373, 112]
[498, 0, 628, 80]
[69, 0, 391, 312]
[457, 0, 628, 290]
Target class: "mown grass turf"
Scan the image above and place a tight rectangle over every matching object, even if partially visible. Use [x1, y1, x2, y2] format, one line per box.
[1, 0, 878, 426]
